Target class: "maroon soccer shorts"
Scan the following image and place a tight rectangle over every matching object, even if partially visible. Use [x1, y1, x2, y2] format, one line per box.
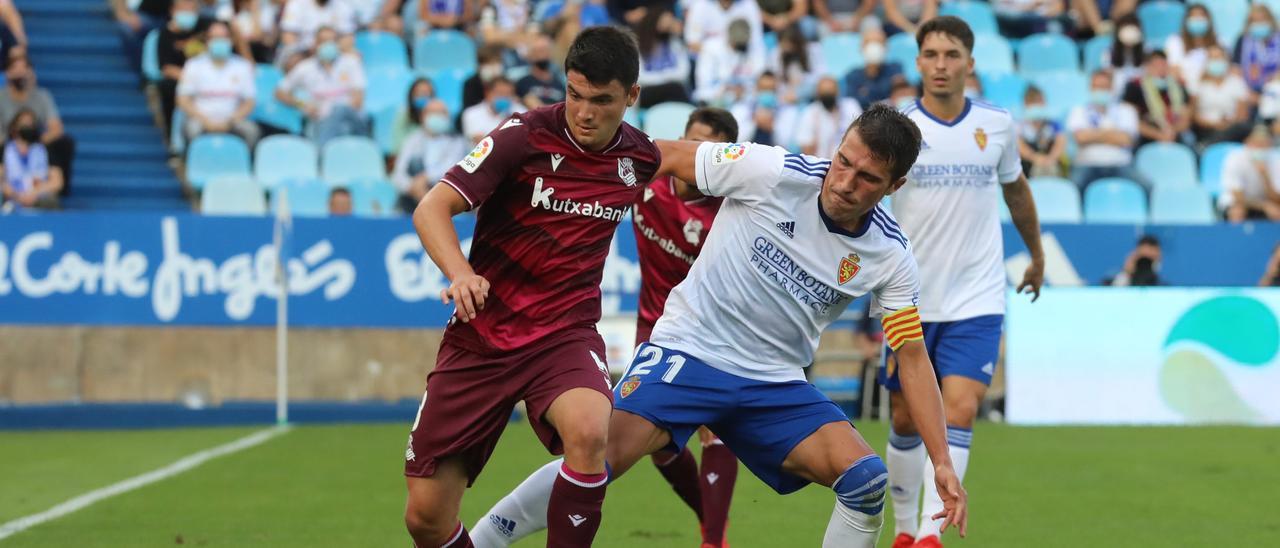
[404, 328, 613, 485]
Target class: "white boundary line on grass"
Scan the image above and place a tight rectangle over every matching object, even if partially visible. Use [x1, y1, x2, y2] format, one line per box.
[0, 425, 289, 542]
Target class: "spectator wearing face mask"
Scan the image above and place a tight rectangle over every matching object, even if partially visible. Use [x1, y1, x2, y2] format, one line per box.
[177, 21, 260, 147]
[632, 4, 690, 108]
[516, 35, 566, 109]
[843, 27, 904, 108]
[794, 76, 861, 157]
[1106, 235, 1162, 287]
[1189, 45, 1253, 147]
[1235, 4, 1280, 93]
[1018, 86, 1067, 179]
[275, 26, 369, 147]
[1164, 3, 1220, 87]
[731, 71, 783, 146]
[888, 80, 917, 110]
[1067, 69, 1141, 190]
[694, 18, 764, 106]
[1122, 50, 1192, 147]
[393, 98, 468, 212]
[1220, 125, 1280, 222]
[0, 109, 61, 210]
[158, 0, 213, 138]
[1105, 14, 1148, 94]
[462, 44, 506, 116]
[461, 76, 524, 143]
[0, 56, 76, 197]
[393, 78, 436, 154]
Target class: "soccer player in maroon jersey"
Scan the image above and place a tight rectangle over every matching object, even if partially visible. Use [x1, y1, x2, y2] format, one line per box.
[402, 27, 660, 548]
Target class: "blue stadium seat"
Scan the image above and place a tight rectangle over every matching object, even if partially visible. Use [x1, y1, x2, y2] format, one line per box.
[939, 1, 999, 36]
[254, 135, 319, 190]
[887, 32, 920, 84]
[1082, 35, 1112, 74]
[1150, 185, 1215, 224]
[980, 72, 1028, 116]
[425, 67, 471, 117]
[372, 106, 402, 154]
[201, 176, 266, 216]
[321, 136, 385, 186]
[623, 106, 641, 129]
[142, 29, 161, 82]
[1017, 33, 1079, 76]
[413, 30, 476, 74]
[355, 31, 410, 72]
[821, 33, 863, 78]
[1084, 177, 1148, 224]
[350, 178, 401, 216]
[186, 134, 252, 190]
[363, 65, 414, 115]
[1135, 142, 1199, 189]
[1138, 1, 1186, 50]
[643, 102, 697, 140]
[1199, 0, 1248, 46]
[253, 64, 303, 134]
[1029, 177, 1082, 223]
[1028, 71, 1088, 120]
[1199, 142, 1241, 196]
[269, 178, 330, 217]
[973, 34, 1015, 75]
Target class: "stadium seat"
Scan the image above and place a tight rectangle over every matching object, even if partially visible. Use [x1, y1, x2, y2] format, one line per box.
[1199, 142, 1241, 196]
[1082, 35, 1112, 74]
[887, 32, 920, 83]
[186, 134, 252, 191]
[413, 30, 476, 74]
[980, 72, 1028, 116]
[142, 29, 161, 82]
[1137, 1, 1186, 50]
[623, 106, 641, 129]
[1150, 185, 1216, 224]
[169, 109, 187, 155]
[372, 106, 401, 154]
[363, 65, 414, 115]
[269, 178, 330, 217]
[252, 64, 303, 134]
[350, 178, 401, 216]
[254, 135, 319, 190]
[939, 1, 999, 36]
[426, 67, 471, 117]
[1028, 71, 1088, 120]
[355, 31, 410, 72]
[643, 102, 697, 140]
[201, 176, 267, 216]
[321, 136, 385, 186]
[1016, 33, 1079, 76]
[973, 34, 1015, 75]
[1200, 0, 1248, 45]
[1135, 142, 1199, 190]
[1029, 177, 1082, 223]
[1084, 178, 1148, 224]
[821, 33, 863, 78]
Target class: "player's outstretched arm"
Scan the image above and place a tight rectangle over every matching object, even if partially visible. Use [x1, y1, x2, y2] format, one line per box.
[1002, 173, 1045, 301]
[413, 184, 489, 323]
[896, 339, 969, 537]
[654, 140, 700, 189]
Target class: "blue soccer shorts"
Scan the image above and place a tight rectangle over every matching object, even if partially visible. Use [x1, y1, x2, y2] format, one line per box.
[613, 343, 850, 494]
[879, 314, 1003, 391]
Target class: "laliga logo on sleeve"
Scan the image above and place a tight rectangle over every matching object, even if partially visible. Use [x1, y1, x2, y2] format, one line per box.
[712, 143, 748, 165]
[459, 136, 494, 173]
[837, 252, 861, 285]
[618, 157, 637, 186]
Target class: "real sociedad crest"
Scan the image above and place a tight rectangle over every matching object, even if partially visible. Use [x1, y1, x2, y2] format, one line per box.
[618, 157, 637, 186]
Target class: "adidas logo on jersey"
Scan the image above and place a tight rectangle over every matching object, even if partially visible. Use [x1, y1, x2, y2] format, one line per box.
[489, 515, 517, 538]
[569, 514, 587, 527]
[982, 362, 994, 375]
[776, 221, 795, 239]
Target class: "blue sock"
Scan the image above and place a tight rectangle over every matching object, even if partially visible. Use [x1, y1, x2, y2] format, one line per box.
[833, 454, 889, 516]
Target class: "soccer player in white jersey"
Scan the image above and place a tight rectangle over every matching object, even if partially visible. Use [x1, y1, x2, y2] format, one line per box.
[470, 105, 968, 547]
[882, 16, 1045, 548]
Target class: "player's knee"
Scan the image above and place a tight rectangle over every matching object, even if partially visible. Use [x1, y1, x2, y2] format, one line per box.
[403, 500, 458, 544]
[558, 416, 609, 463]
[943, 396, 980, 429]
[889, 409, 917, 437]
[832, 454, 888, 517]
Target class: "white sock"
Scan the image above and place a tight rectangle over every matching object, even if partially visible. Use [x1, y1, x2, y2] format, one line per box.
[471, 459, 561, 548]
[823, 454, 887, 548]
[822, 499, 884, 548]
[886, 428, 926, 537]
[918, 426, 972, 540]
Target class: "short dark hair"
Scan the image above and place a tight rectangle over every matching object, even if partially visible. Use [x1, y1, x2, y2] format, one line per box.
[483, 76, 512, 93]
[1024, 85, 1044, 102]
[844, 104, 922, 182]
[1138, 235, 1160, 247]
[685, 107, 739, 141]
[564, 26, 640, 89]
[916, 15, 974, 54]
[330, 187, 351, 198]
[1148, 49, 1168, 61]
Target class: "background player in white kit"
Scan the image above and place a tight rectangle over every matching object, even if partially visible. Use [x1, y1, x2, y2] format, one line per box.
[882, 16, 1045, 548]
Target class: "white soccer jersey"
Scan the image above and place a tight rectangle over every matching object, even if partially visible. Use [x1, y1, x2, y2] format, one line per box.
[648, 142, 921, 383]
[892, 99, 1022, 322]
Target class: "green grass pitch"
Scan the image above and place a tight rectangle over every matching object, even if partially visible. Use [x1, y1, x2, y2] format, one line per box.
[2, 421, 1277, 546]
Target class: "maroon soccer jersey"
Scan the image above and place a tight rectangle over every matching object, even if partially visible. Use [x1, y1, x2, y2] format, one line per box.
[632, 176, 722, 330]
[439, 103, 661, 353]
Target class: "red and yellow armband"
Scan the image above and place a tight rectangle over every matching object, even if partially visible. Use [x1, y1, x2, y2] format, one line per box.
[882, 306, 924, 351]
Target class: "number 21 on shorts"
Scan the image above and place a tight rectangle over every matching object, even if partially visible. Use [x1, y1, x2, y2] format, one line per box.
[624, 345, 685, 383]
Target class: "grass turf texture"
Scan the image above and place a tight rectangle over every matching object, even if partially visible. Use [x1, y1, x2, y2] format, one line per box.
[1, 422, 1277, 546]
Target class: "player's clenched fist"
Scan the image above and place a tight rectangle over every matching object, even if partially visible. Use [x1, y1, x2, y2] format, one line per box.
[931, 463, 969, 538]
[441, 273, 490, 322]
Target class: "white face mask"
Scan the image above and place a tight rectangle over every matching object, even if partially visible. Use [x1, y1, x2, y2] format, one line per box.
[479, 64, 503, 82]
[862, 42, 886, 65]
[1118, 26, 1143, 47]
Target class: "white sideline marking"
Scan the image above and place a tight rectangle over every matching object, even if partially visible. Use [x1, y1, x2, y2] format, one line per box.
[0, 425, 289, 541]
